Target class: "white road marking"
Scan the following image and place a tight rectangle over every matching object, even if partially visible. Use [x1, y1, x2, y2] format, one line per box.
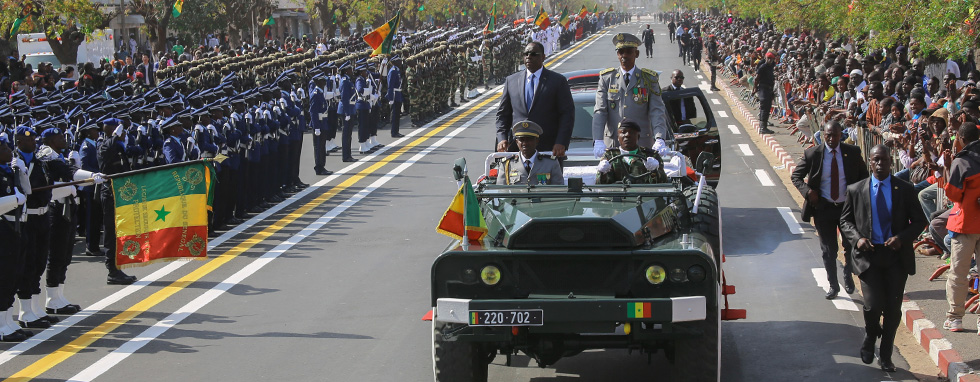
[727, 124, 740, 135]
[718, 110, 728, 118]
[737, 144, 753, 156]
[811, 268, 861, 311]
[63, 33, 606, 382]
[697, 74, 704, 79]
[754, 169, 775, 186]
[711, 98, 721, 105]
[776, 207, 804, 234]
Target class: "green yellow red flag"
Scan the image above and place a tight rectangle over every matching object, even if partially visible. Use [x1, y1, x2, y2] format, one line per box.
[172, 0, 184, 18]
[593, 4, 598, 14]
[578, 5, 588, 18]
[262, 16, 275, 26]
[627, 302, 652, 318]
[559, 7, 570, 28]
[113, 161, 216, 268]
[534, 8, 551, 30]
[364, 12, 401, 56]
[435, 176, 487, 243]
[483, 2, 496, 34]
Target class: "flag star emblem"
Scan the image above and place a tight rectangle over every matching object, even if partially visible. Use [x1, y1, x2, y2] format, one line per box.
[154, 206, 171, 222]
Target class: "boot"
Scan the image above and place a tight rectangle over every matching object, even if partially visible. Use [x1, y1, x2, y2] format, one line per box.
[106, 258, 137, 285]
[46, 285, 81, 315]
[0, 309, 27, 342]
[358, 141, 372, 154]
[31, 294, 58, 323]
[18, 298, 49, 328]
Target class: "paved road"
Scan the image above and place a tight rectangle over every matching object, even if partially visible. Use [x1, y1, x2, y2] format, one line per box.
[0, 21, 925, 382]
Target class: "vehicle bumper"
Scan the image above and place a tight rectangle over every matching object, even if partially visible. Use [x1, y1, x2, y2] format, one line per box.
[435, 296, 706, 325]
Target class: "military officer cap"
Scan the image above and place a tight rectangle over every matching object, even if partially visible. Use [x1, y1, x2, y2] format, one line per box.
[160, 116, 182, 131]
[15, 126, 36, 137]
[618, 118, 641, 132]
[115, 109, 131, 119]
[100, 117, 122, 126]
[0, 107, 11, 118]
[230, 96, 246, 105]
[512, 120, 543, 138]
[40, 127, 61, 140]
[612, 33, 641, 50]
[191, 107, 209, 117]
[78, 119, 99, 131]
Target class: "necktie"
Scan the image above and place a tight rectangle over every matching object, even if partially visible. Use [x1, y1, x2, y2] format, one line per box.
[830, 149, 840, 201]
[875, 183, 891, 240]
[624, 72, 631, 87]
[524, 160, 531, 174]
[525, 74, 535, 112]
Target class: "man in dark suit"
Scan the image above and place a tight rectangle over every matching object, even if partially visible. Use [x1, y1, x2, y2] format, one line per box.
[664, 69, 697, 126]
[140, 54, 155, 88]
[495, 41, 575, 157]
[791, 121, 868, 299]
[840, 144, 927, 372]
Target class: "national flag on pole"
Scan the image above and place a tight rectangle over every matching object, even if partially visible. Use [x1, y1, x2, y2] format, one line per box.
[578, 5, 588, 18]
[171, 0, 184, 18]
[559, 7, 571, 28]
[484, 3, 496, 34]
[262, 16, 275, 26]
[534, 8, 551, 30]
[112, 161, 216, 268]
[363, 11, 401, 56]
[435, 176, 487, 243]
[10, 15, 27, 37]
[593, 4, 599, 14]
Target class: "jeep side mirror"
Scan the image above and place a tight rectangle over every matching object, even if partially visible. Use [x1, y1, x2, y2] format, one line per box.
[695, 152, 715, 174]
[452, 157, 467, 181]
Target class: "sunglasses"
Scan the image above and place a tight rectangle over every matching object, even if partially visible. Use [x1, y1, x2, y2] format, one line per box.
[523, 51, 542, 57]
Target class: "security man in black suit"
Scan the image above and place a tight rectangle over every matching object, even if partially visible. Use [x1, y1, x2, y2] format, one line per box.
[840, 144, 927, 372]
[664, 69, 697, 126]
[791, 121, 868, 300]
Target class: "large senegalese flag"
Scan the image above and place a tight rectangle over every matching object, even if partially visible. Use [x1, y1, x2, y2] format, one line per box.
[558, 7, 570, 28]
[483, 3, 496, 34]
[262, 16, 275, 26]
[435, 176, 487, 243]
[534, 8, 551, 30]
[578, 5, 588, 18]
[364, 11, 401, 56]
[113, 161, 216, 268]
[171, 0, 184, 18]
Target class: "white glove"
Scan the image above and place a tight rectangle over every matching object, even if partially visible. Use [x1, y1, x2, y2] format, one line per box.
[113, 125, 125, 138]
[644, 157, 660, 171]
[187, 137, 196, 146]
[593, 140, 606, 158]
[389, 101, 394, 105]
[13, 188, 25, 205]
[345, 115, 351, 121]
[92, 173, 106, 185]
[652, 138, 669, 156]
[314, 129, 321, 136]
[138, 125, 149, 135]
[597, 159, 612, 173]
[68, 151, 82, 167]
[10, 157, 26, 172]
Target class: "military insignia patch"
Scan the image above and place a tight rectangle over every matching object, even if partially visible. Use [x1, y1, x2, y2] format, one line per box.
[185, 235, 206, 257]
[184, 167, 204, 191]
[122, 240, 141, 260]
[119, 180, 138, 202]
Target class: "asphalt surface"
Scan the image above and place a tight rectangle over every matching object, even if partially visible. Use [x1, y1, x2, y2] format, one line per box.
[0, 21, 929, 382]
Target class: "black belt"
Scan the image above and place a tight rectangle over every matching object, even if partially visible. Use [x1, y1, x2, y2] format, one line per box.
[822, 199, 844, 208]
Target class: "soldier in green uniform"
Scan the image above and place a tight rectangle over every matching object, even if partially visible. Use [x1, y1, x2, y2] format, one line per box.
[596, 119, 667, 184]
[591, 33, 669, 158]
[495, 121, 564, 185]
[456, 45, 469, 103]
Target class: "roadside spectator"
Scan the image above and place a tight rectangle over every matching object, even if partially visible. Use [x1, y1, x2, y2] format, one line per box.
[941, 122, 980, 332]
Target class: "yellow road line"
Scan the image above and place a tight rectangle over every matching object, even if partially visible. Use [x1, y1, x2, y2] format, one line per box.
[2, 28, 602, 381]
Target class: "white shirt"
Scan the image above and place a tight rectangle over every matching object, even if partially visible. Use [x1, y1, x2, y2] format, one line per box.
[820, 144, 847, 203]
[518, 151, 537, 171]
[525, 67, 543, 105]
[947, 59, 961, 79]
[619, 66, 636, 86]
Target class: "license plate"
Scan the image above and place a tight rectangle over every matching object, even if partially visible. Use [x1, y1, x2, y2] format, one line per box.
[469, 310, 544, 326]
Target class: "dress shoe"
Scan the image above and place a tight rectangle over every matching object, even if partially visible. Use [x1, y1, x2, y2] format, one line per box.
[46, 305, 81, 315]
[248, 206, 264, 213]
[0, 330, 27, 342]
[710, 87, 721, 91]
[295, 182, 309, 189]
[84, 249, 102, 257]
[315, 169, 334, 176]
[343, 157, 357, 162]
[19, 319, 51, 329]
[228, 217, 244, 225]
[328, 146, 340, 153]
[39, 315, 59, 324]
[860, 336, 876, 364]
[844, 278, 855, 294]
[391, 133, 405, 138]
[878, 358, 896, 372]
[107, 272, 137, 285]
[825, 289, 839, 300]
[759, 127, 776, 134]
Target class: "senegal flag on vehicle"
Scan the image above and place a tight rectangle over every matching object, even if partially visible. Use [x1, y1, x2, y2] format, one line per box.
[534, 8, 551, 30]
[363, 11, 401, 56]
[436, 176, 487, 243]
[113, 160, 216, 268]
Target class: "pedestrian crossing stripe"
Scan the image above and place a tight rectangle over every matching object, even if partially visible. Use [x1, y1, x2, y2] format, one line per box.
[627, 302, 652, 318]
[470, 312, 479, 325]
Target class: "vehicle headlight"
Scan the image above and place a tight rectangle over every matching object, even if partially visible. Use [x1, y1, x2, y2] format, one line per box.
[687, 265, 706, 283]
[480, 265, 501, 286]
[645, 265, 666, 285]
[669, 268, 687, 283]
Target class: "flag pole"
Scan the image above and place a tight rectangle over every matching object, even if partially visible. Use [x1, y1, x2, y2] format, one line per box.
[29, 159, 214, 192]
[461, 165, 469, 251]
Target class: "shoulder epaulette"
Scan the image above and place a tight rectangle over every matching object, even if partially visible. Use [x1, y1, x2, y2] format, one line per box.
[599, 67, 616, 75]
[536, 153, 555, 160]
[640, 68, 658, 78]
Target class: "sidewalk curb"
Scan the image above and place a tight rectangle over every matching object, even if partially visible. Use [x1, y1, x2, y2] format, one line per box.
[902, 297, 979, 381]
[701, 61, 976, 381]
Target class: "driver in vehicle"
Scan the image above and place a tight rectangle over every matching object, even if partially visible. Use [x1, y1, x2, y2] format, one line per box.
[496, 121, 564, 185]
[596, 119, 667, 184]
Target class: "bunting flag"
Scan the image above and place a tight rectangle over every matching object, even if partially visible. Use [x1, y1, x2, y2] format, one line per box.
[559, 7, 570, 28]
[262, 16, 275, 26]
[113, 161, 216, 268]
[171, 0, 184, 18]
[484, 2, 496, 34]
[363, 11, 401, 56]
[534, 8, 551, 30]
[435, 176, 487, 243]
[578, 5, 588, 18]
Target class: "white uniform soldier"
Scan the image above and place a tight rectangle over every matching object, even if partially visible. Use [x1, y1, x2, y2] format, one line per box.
[592, 33, 669, 157]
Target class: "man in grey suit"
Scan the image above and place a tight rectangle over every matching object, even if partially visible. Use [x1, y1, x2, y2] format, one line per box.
[496, 121, 564, 185]
[592, 33, 669, 158]
[495, 41, 575, 157]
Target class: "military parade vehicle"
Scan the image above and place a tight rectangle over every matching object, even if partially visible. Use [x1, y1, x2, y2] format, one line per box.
[424, 85, 743, 382]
